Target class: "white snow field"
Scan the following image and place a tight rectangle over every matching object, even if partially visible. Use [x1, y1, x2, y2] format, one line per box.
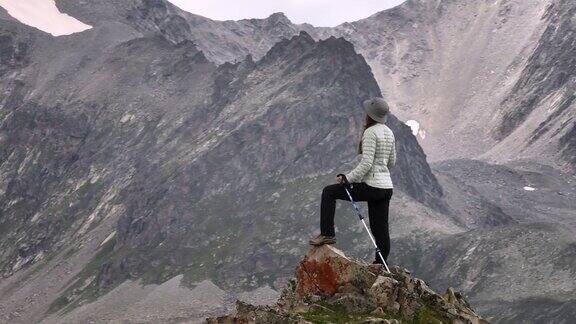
[0, 0, 91, 36]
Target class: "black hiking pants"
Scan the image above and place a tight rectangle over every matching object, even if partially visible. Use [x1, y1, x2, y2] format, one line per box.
[320, 182, 393, 261]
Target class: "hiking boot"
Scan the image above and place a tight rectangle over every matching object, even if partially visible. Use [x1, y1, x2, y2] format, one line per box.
[309, 234, 336, 246]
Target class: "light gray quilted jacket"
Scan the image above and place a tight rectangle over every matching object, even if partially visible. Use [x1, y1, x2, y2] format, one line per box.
[345, 124, 396, 189]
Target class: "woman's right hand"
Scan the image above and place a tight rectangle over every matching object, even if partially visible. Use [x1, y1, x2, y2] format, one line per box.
[336, 174, 347, 185]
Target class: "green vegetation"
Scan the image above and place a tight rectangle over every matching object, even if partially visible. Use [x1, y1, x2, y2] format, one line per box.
[413, 304, 449, 324]
[300, 300, 451, 324]
[47, 295, 70, 314]
[301, 301, 403, 324]
[46, 236, 121, 314]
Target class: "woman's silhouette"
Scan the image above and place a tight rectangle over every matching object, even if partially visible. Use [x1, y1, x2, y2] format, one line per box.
[309, 97, 396, 264]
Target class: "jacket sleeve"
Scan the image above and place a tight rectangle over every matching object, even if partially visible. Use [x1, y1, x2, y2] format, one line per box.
[345, 129, 377, 183]
[387, 133, 396, 169]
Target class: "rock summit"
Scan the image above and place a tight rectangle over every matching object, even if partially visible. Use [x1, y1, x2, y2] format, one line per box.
[208, 245, 488, 323]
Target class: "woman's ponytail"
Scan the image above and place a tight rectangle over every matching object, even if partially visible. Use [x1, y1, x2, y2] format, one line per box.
[358, 115, 378, 154]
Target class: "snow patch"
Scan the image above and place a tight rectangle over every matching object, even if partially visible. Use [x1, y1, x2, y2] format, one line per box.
[523, 186, 536, 191]
[405, 120, 425, 139]
[30, 212, 42, 223]
[462, 245, 477, 261]
[405, 120, 420, 135]
[120, 114, 135, 124]
[90, 174, 100, 184]
[0, 0, 92, 36]
[100, 231, 116, 247]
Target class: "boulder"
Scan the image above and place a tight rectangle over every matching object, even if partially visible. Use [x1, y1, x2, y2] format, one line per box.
[208, 246, 490, 323]
[295, 245, 378, 297]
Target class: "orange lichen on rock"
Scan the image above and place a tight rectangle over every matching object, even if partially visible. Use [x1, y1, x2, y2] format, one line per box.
[297, 256, 341, 295]
[295, 245, 377, 297]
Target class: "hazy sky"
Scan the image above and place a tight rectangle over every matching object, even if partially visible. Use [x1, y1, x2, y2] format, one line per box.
[168, 0, 406, 27]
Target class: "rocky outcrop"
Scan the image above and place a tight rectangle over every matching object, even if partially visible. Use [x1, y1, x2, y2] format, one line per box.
[208, 246, 487, 323]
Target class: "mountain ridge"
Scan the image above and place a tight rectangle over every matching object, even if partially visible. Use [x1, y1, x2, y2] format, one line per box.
[0, 10, 450, 322]
[59, 0, 574, 171]
[1, 0, 575, 323]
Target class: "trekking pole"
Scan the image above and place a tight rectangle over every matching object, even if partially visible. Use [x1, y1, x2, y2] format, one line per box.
[341, 180, 391, 273]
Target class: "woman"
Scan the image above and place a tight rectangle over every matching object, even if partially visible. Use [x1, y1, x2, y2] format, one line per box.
[309, 97, 396, 265]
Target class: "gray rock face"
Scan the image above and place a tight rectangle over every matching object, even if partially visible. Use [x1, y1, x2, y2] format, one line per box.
[432, 159, 576, 230]
[318, 0, 575, 170]
[393, 158, 576, 322]
[0, 6, 445, 321]
[408, 222, 576, 323]
[77, 0, 575, 170]
[495, 0, 576, 168]
[0, 31, 29, 76]
[1, 1, 575, 323]
[55, 0, 319, 64]
[103, 31, 445, 292]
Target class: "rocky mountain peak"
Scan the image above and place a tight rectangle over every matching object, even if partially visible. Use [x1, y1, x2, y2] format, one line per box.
[241, 11, 294, 34]
[260, 30, 317, 63]
[266, 12, 291, 23]
[317, 35, 357, 53]
[260, 31, 364, 67]
[208, 246, 487, 323]
[0, 6, 12, 20]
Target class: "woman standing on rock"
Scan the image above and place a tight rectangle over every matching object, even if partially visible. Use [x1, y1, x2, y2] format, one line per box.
[309, 97, 396, 265]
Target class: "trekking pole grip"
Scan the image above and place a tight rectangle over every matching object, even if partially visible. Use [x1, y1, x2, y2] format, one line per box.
[336, 174, 352, 189]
